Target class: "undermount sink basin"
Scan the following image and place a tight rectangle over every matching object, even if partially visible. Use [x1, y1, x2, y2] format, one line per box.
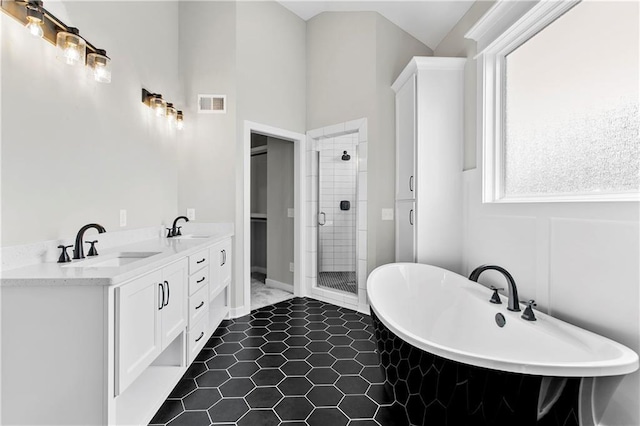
[175, 234, 211, 239]
[64, 252, 161, 268]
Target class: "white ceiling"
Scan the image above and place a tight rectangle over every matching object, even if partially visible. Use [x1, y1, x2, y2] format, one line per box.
[277, 1, 475, 50]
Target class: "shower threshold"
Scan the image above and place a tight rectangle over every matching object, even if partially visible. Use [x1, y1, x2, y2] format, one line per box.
[318, 271, 357, 294]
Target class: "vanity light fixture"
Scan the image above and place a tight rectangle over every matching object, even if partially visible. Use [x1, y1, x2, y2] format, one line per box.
[142, 89, 185, 129]
[87, 49, 111, 83]
[0, 1, 113, 82]
[176, 111, 184, 130]
[25, 1, 44, 38]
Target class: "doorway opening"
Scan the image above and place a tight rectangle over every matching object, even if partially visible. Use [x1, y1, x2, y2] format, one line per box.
[250, 133, 295, 310]
[239, 121, 306, 319]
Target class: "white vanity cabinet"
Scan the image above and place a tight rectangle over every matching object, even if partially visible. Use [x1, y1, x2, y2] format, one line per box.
[115, 259, 187, 395]
[1, 230, 234, 426]
[393, 57, 465, 271]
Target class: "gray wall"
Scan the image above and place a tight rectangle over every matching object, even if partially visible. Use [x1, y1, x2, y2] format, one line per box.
[250, 148, 267, 272]
[434, 1, 495, 171]
[178, 1, 237, 223]
[177, 1, 306, 307]
[307, 12, 432, 274]
[266, 137, 295, 285]
[1, 1, 180, 246]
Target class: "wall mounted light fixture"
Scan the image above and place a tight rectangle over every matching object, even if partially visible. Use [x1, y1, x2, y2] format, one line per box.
[142, 89, 185, 131]
[0, 0, 112, 83]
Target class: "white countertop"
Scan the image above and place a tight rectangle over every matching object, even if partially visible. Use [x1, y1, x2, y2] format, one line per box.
[1, 231, 233, 287]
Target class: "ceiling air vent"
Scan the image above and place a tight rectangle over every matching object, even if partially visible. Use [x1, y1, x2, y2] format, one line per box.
[198, 94, 226, 114]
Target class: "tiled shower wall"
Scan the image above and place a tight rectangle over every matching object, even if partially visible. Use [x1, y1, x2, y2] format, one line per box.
[318, 135, 358, 272]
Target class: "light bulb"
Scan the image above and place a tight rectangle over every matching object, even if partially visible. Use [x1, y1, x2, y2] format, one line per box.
[176, 111, 184, 130]
[25, 3, 44, 38]
[87, 50, 111, 83]
[150, 96, 166, 117]
[56, 28, 86, 67]
[26, 18, 44, 38]
[166, 103, 177, 125]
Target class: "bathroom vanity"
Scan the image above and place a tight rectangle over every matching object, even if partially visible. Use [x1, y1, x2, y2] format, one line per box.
[1, 226, 233, 425]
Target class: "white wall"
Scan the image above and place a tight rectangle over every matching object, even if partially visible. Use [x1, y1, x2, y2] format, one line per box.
[1, 1, 180, 246]
[436, 1, 640, 424]
[307, 12, 432, 275]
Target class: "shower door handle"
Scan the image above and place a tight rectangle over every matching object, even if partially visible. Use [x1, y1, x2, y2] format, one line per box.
[318, 212, 326, 226]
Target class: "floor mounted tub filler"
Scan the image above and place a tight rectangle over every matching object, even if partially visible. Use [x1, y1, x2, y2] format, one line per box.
[367, 263, 638, 426]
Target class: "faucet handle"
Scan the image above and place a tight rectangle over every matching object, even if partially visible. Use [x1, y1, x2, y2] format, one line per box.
[175, 226, 182, 236]
[85, 240, 99, 257]
[57, 245, 73, 263]
[166, 228, 174, 238]
[521, 300, 537, 321]
[489, 286, 504, 304]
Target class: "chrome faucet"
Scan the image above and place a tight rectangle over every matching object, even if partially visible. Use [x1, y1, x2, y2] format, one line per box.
[469, 264, 521, 312]
[167, 216, 189, 238]
[72, 223, 106, 260]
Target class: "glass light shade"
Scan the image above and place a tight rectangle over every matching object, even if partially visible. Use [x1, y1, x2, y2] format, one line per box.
[25, 4, 44, 38]
[56, 28, 86, 66]
[87, 50, 111, 83]
[176, 111, 184, 130]
[166, 103, 177, 124]
[150, 96, 166, 117]
[26, 18, 44, 38]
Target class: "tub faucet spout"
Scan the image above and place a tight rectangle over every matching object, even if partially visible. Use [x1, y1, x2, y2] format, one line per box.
[469, 265, 521, 312]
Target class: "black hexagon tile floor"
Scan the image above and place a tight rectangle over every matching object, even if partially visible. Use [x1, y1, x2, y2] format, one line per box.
[149, 297, 407, 426]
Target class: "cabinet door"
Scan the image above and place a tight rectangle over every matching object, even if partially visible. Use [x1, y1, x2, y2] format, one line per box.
[160, 259, 188, 347]
[116, 270, 163, 395]
[396, 74, 416, 201]
[395, 201, 416, 262]
[210, 238, 232, 300]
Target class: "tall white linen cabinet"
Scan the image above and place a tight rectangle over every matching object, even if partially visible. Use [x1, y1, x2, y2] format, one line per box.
[393, 57, 466, 273]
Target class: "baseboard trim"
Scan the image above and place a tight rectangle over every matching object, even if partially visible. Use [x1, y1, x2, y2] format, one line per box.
[229, 305, 250, 319]
[265, 278, 294, 293]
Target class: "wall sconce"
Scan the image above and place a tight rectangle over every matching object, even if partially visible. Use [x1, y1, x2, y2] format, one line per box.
[0, 0, 112, 83]
[142, 89, 184, 131]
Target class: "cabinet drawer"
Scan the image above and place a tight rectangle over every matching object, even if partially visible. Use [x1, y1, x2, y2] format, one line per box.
[189, 267, 209, 295]
[187, 315, 209, 364]
[189, 285, 209, 329]
[188, 249, 209, 274]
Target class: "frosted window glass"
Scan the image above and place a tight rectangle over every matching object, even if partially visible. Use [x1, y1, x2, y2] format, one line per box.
[504, 1, 639, 198]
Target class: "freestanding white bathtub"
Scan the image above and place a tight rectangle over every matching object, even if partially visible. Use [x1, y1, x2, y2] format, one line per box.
[367, 263, 638, 426]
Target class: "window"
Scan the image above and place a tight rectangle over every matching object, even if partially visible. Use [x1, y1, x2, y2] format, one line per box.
[470, 0, 639, 202]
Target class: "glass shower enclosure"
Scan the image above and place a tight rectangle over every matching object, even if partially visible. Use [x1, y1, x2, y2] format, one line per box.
[316, 135, 359, 294]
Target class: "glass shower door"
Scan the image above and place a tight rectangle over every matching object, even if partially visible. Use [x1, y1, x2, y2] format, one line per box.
[316, 135, 358, 294]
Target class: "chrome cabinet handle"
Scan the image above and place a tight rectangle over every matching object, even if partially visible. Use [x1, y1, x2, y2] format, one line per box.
[409, 209, 414, 226]
[220, 250, 225, 267]
[195, 332, 204, 342]
[318, 212, 326, 226]
[158, 283, 164, 310]
[195, 301, 204, 310]
[163, 280, 170, 307]
[196, 258, 206, 264]
[409, 175, 414, 192]
[196, 276, 205, 283]
[221, 249, 226, 266]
